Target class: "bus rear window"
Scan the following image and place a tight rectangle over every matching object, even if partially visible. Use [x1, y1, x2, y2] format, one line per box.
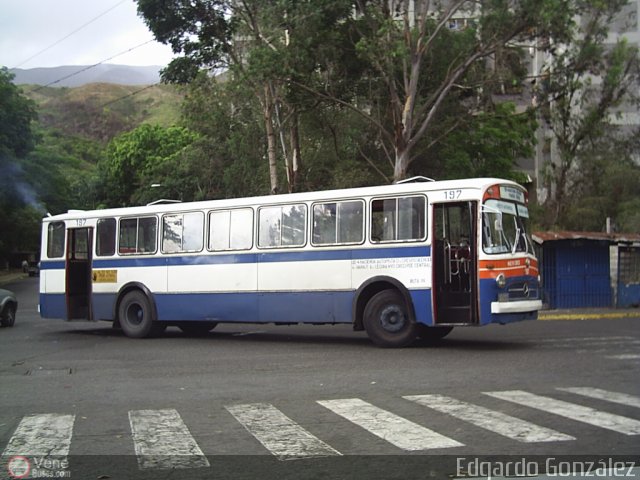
[47, 222, 65, 258]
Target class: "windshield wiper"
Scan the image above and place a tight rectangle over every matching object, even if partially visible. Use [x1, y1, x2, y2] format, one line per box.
[512, 223, 521, 254]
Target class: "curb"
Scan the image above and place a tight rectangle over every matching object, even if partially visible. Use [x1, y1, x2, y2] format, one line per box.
[539, 311, 640, 321]
[0, 273, 28, 287]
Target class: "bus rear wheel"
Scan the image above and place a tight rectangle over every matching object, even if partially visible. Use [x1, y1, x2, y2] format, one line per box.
[363, 289, 416, 348]
[118, 290, 157, 338]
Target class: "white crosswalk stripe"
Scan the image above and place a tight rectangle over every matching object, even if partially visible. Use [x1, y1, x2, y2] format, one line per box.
[225, 403, 341, 460]
[317, 398, 463, 450]
[403, 394, 575, 443]
[1, 386, 639, 470]
[557, 387, 640, 408]
[1, 413, 75, 457]
[128, 409, 209, 470]
[538, 336, 635, 343]
[605, 354, 640, 360]
[485, 390, 640, 435]
[0, 413, 75, 480]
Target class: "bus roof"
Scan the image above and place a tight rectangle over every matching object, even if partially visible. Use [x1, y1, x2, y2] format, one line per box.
[43, 177, 524, 222]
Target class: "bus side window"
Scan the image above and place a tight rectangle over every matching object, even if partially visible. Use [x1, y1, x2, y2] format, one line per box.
[209, 208, 253, 251]
[371, 196, 426, 243]
[119, 216, 157, 255]
[138, 217, 157, 253]
[371, 198, 396, 242]
[96, 218, 116, 256]
[162, 212, 204, 254]
[312, 200, 364, 246]
[47, 221, 66, 258]
[258, 204, 306, 248]
[398, 196, 425, 240]
[339, 201, 365, 243]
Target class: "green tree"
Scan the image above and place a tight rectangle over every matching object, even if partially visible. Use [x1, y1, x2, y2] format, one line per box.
[101, 124, 198, 206]
[181, 74, 271, 198]
[560, 128, 640, 231]
[0, 67, 39, 263]
[437, 103, 536, 181]
[138, 0, 362, 193]
[0, 67, 37, 157]
[535, 0, 639, 228]
[136, 0, 576, 193]
[295, 0, 574, 181]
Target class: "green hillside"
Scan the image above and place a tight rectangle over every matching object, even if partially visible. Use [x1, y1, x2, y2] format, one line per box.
[23, 83, 184, 143]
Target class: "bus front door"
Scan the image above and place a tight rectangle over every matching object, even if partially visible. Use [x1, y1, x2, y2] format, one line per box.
[432, 202, 478, 324]
[66, 227, 93, 320]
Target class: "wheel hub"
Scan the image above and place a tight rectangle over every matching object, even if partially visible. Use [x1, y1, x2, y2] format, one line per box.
[126, 304, 143, 326]
[379, 305, 406, 332]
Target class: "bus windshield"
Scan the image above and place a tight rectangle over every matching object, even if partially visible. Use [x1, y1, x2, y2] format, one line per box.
[482, 199, 532, 255]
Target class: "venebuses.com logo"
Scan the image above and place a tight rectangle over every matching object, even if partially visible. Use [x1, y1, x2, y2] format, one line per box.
[6, 456, 30, 479]
[5, 455, 71, 478]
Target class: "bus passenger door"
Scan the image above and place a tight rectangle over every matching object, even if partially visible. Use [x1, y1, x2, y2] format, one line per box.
[432, 202, 478, 324]
[66, 227, 93, 320]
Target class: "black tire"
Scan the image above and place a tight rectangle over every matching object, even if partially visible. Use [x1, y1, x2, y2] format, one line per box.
[1, 305, 16, 327]
[363, 289, 416, 348]
[178, 321, 218, 336]
[118, 291, 156, 338]
[416, 325, 453, 341]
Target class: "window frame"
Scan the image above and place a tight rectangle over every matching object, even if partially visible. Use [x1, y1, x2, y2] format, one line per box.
[207, 207, 254, 252]
[161, 211, 205, 255]
[311, 198, 365, 247]
[257, 203, 308, 249]
[369, 195, 428, 244]
[46, 221, 66, 259]
[96, 217, 117, 257]
[118, 215, 158, 256]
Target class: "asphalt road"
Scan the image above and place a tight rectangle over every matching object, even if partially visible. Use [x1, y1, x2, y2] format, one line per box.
[1, 277, 639, 479]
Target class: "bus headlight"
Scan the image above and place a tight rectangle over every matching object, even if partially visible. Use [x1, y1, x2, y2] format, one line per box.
[496, 273, 506, 289]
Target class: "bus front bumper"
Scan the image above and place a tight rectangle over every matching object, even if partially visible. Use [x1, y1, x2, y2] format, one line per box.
[491, 299, 543, 314]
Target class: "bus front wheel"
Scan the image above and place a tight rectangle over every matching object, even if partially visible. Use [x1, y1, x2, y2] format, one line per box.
[363, 289, 416, 348]
[118, 290, 157, 338]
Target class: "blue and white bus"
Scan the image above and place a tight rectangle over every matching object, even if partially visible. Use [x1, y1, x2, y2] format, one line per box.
[39, 178, 541, 347]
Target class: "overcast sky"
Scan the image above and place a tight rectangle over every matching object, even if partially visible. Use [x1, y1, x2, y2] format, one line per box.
[0, 0, 175, 69]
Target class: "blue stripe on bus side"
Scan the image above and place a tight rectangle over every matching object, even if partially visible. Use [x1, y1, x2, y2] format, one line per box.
[42, 288, 435, 325]
[39, 293, 66, 319]
[154, 290, 357, 323]
[39, 245, 431, 270]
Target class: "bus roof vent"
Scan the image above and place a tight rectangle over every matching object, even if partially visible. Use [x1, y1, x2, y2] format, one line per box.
[146, 199, 182, 206]
[394, 176, 436, 184]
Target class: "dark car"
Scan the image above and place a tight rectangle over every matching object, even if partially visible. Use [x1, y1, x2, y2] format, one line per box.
[0, 288, 17, 327]
[27, 261, 40, 277]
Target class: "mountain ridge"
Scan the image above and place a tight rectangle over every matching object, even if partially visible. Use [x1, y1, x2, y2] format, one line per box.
[10, 64, 162, 87]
